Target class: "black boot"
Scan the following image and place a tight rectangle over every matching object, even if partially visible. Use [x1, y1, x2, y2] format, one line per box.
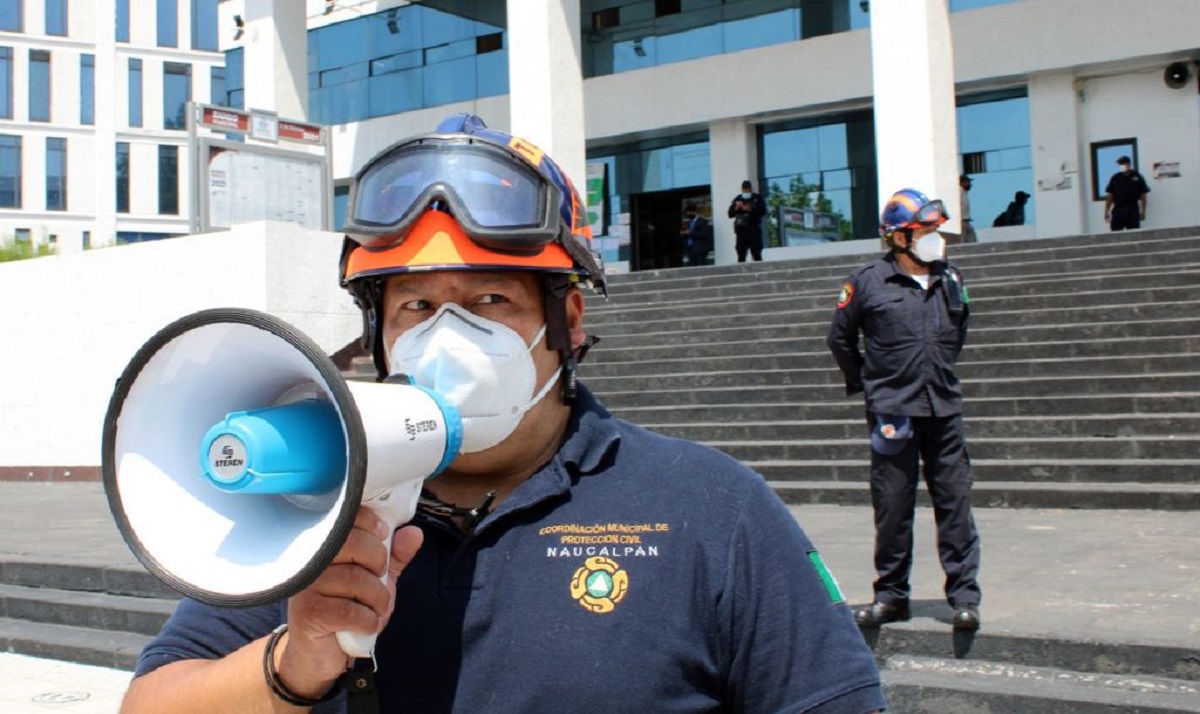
[854, 600, 911, 627]
[952, 603, 980, 631]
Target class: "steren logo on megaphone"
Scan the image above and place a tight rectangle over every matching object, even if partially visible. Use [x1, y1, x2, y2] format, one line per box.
[405, 417, 439, 441]
[207, 434, 247, 483]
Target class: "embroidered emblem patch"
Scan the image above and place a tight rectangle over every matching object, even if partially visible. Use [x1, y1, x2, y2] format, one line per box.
[807, 550, 845, 604]
[570, 556, 629, 614]
[837, 282, 854, 309]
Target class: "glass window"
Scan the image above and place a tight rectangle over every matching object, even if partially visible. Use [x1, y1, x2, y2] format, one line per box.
[191, 0, 217, 50]
[0, 134, 21, 208]
[956, 91, 1033, 226]
[45, 0, 65, 35]
[157, 0, 177, 47]
[760, 111, 879, 244]
[0, 47, 11, 119]
[29, 49, 49, 121]
[224, 47, 244, 108]
[117, 231, 178, 244]
[116, 142, 129, 213]
[159, 145, 178, 215]
[950, 0, 1017, 10]
[128, 58, 142, 127]
[308, 4, 509, 125]
[0, 0, 21, 32]
[163, 62, 191, 130]
[333, 184, 350, 230]
[115, 0, 128, 41]
[80, 54, 94, 124]
[210, 66, 224, 105]
[45, 137, 65, 211]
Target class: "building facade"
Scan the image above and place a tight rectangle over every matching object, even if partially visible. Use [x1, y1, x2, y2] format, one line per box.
[6, 0, 1199, 271]
[0, 0, 225, 251]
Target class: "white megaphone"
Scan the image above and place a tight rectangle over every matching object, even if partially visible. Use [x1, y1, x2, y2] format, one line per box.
[101, 308, 462, 659]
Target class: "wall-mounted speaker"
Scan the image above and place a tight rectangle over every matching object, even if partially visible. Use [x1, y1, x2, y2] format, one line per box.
[1163, 61, 1194, 90]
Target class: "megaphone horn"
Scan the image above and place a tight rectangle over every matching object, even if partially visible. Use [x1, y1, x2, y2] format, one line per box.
[101, 308, 462, 658]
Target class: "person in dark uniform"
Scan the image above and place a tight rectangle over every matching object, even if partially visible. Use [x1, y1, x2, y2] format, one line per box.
[826, 187, 982, 632]
[120, 114, 887, 714]
[684, 202, 711, 267]
[1104, 155, 1150, 231]
[727, 180, 767, 262]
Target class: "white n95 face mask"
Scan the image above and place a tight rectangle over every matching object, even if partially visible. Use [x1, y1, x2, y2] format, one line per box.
[912, 232, 946, 264]
[387, 303, 558, 453]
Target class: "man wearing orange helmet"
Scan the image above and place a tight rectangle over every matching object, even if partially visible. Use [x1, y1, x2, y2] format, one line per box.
[826, 188, 982, 633]
[121, 115, 884, 713]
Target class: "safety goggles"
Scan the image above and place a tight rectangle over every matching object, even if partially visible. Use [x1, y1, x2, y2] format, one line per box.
[343, 136, 565, 256]
[910, 199, 949, 226]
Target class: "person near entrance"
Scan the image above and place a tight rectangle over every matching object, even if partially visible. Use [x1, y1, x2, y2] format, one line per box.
[958, 174, 977, 243]
[120, 114, 887, 714]
[1104, 155, 1150, 231]
[825, 188, 982, 633]
[684, 202, 711, 267]
[727, 180, 766, 262]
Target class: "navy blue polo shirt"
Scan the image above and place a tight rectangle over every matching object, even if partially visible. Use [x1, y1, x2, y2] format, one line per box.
[827, 254, 970, 417]
[135, 385, 885, 713]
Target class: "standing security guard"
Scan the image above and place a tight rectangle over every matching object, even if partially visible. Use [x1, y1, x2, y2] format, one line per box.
[826, 188, 982, 632]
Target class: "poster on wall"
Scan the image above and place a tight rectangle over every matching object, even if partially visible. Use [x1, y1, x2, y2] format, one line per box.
[1152, 161, 1181, 179]
[205, 145, 325, 231]
[585, 162, 607, 236]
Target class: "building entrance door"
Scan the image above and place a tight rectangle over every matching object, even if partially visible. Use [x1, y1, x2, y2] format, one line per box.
[630, 187, 711, 271]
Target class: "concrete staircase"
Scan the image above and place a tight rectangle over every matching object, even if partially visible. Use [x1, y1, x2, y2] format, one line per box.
[0, 559, 174, 671]
[3, 228, 1199, 712]
[582, 227, 1200, 512]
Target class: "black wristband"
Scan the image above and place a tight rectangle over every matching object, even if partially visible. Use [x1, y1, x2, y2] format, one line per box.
[263, 624, 342, 707]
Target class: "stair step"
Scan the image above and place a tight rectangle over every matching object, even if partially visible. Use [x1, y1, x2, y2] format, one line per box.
[881, 654, 1200, 713]
[766, 481, 1200, 510]
[0, 582, 174, 636]
[0, 616, 149, 671]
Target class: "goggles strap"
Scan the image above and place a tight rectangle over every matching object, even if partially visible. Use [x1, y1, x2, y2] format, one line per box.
[542, 274, 578, 404]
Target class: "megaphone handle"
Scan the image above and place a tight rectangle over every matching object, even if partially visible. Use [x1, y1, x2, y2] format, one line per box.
[334, 482, 423, 659]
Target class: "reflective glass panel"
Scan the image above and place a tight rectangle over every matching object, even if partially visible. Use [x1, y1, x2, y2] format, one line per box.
[957, 93, 1033, 226]
[128, 58, 142, 127]
[0, 0, 21, 32]
[115, 0, 128, 41]
[191, 0, 218, 50]
[45, 0, 65, 35]
[159, 145, 178, 214]
[29, 50, 49, 121]
[760, 112, 879, 244]
[308, 5, 508, 124]
[45, 137, 66, 210]
[0, 134, 20, 208]
[0, 47, 11, 119]
[81, 54, 94, 124]
[116, 142, 129, 213]
[163, 63, 191, 130]
[157, 0, 177, 47]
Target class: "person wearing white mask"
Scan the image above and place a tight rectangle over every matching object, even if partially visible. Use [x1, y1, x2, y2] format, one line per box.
[825, 188, 981, 634]
[726, 179, 767, 262]
[121, 114, 885, 714]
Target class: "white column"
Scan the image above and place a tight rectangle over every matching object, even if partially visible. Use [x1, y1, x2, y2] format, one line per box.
[708, 118, 756, 266]
[506, 0, 586, 190]
[1028, 72, 1085, 238]
[242, 0, 308, 119]
[92, 0, 118, 246]
[869, 0, 960, 231]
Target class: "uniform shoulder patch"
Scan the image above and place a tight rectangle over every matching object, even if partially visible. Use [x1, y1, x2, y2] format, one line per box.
[836, 282, 855, 309]
[807, 550, 845, 604]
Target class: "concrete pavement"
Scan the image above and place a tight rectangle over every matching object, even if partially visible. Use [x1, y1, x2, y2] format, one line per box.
[1, 481, 1198, 711]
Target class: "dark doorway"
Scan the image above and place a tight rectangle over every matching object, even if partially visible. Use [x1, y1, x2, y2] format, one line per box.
[630, 186, 710, 271]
